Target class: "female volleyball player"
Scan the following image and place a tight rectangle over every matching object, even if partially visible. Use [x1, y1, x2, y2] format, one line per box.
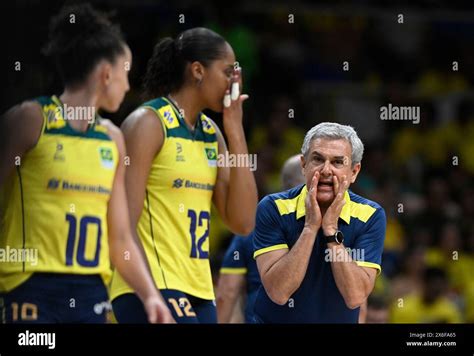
[0, 4, 173, 323]
[110, 28, 258, 323]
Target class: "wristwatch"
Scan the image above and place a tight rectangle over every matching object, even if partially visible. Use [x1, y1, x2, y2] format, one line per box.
[325, 230, 344, 245]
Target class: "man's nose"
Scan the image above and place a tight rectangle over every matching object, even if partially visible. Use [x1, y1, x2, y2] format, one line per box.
[320, 160, 332, 176]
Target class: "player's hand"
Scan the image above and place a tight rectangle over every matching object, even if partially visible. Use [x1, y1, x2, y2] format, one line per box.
[321, 175, 349, 236]
[143, 294, 175, 324]
[304, 171, 322, 232]
[222, 66, 248, 135]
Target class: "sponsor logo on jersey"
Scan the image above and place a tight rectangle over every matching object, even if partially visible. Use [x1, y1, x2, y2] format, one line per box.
[173, 178, 184, 188]
[171, 178, 214, 191]
[46, 178, 111, 195]
[99, 147, 114, 169]
[176, 142, 185, 162]
[159, 106, 179, 129]
[47, 178, 60, 190]
[53, 142, 65, 161]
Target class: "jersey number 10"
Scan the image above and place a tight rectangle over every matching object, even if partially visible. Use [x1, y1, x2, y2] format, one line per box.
[65, 214, 102, 267]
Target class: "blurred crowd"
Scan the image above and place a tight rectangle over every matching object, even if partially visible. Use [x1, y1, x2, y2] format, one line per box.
[2, 1, 473, 323]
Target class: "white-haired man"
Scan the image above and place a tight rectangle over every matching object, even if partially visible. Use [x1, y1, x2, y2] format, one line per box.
[253, 122, 386, 323]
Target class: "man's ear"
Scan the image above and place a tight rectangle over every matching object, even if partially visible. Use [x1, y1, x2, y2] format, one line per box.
[190, 61, 205, 83]
[350, 162, 361, 183]
[300, 155, 306, 176]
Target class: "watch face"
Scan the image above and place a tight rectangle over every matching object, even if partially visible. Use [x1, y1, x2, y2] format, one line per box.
[335, 231, 344, 244]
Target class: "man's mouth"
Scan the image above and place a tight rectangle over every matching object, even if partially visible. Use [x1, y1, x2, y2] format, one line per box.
[317, 180, 334, 191]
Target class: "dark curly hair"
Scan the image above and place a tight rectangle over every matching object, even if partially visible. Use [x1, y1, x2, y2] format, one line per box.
[43, 3, 126, 87]
[143, 27, 227, 98]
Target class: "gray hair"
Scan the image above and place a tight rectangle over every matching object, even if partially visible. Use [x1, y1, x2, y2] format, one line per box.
[301, 122, 364, 165]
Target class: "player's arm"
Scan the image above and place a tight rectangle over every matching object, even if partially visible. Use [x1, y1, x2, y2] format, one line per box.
[211, 73, 257, 235]
[216, 273, 246, 323]
[255, 173, 321, 305]
[112, 108, 163, 265]
[212, 124, 257, 235]
[120, 108, 163, 229]
[104, 120, 173, 323]
[0, 101, 43, 188]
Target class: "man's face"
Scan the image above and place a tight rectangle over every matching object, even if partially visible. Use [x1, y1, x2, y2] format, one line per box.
[301, 138, 361, 207]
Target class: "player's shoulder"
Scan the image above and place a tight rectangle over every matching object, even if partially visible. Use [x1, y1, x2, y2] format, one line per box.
[140, 97, 174, 125]
[125, 97, 172, 135]
[2, 99, 45, 148]
[141, 96, 169, 111]
[121, 105, 163, 135]
[4, 99, 43, 121]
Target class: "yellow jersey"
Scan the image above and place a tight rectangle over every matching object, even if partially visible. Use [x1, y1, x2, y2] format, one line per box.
[110, 97, 218, 300]
[0, 95, 118, 292]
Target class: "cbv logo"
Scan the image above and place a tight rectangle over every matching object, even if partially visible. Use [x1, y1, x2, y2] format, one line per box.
[99, 147, 114, 169]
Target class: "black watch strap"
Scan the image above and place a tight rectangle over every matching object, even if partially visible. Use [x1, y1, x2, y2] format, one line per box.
[325, 230, 344, 244]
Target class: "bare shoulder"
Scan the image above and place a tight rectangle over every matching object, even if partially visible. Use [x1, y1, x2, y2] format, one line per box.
[2, 100, 44, 149]
[120, 107, 164, 156]
[121, 107, 162, 135]
[3, 100, 43, 127]
[5, 100, 42, 114]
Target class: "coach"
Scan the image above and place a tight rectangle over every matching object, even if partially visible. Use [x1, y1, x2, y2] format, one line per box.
[253, 122, 386, 323]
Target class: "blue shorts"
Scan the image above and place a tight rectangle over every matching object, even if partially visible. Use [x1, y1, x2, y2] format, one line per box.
[0, 273, 109, 323]
[112, 290, 217, 324]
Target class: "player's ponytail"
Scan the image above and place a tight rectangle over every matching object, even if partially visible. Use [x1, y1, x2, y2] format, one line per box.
[143, 27, 228, 98]
[143, 37, 184, 98]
